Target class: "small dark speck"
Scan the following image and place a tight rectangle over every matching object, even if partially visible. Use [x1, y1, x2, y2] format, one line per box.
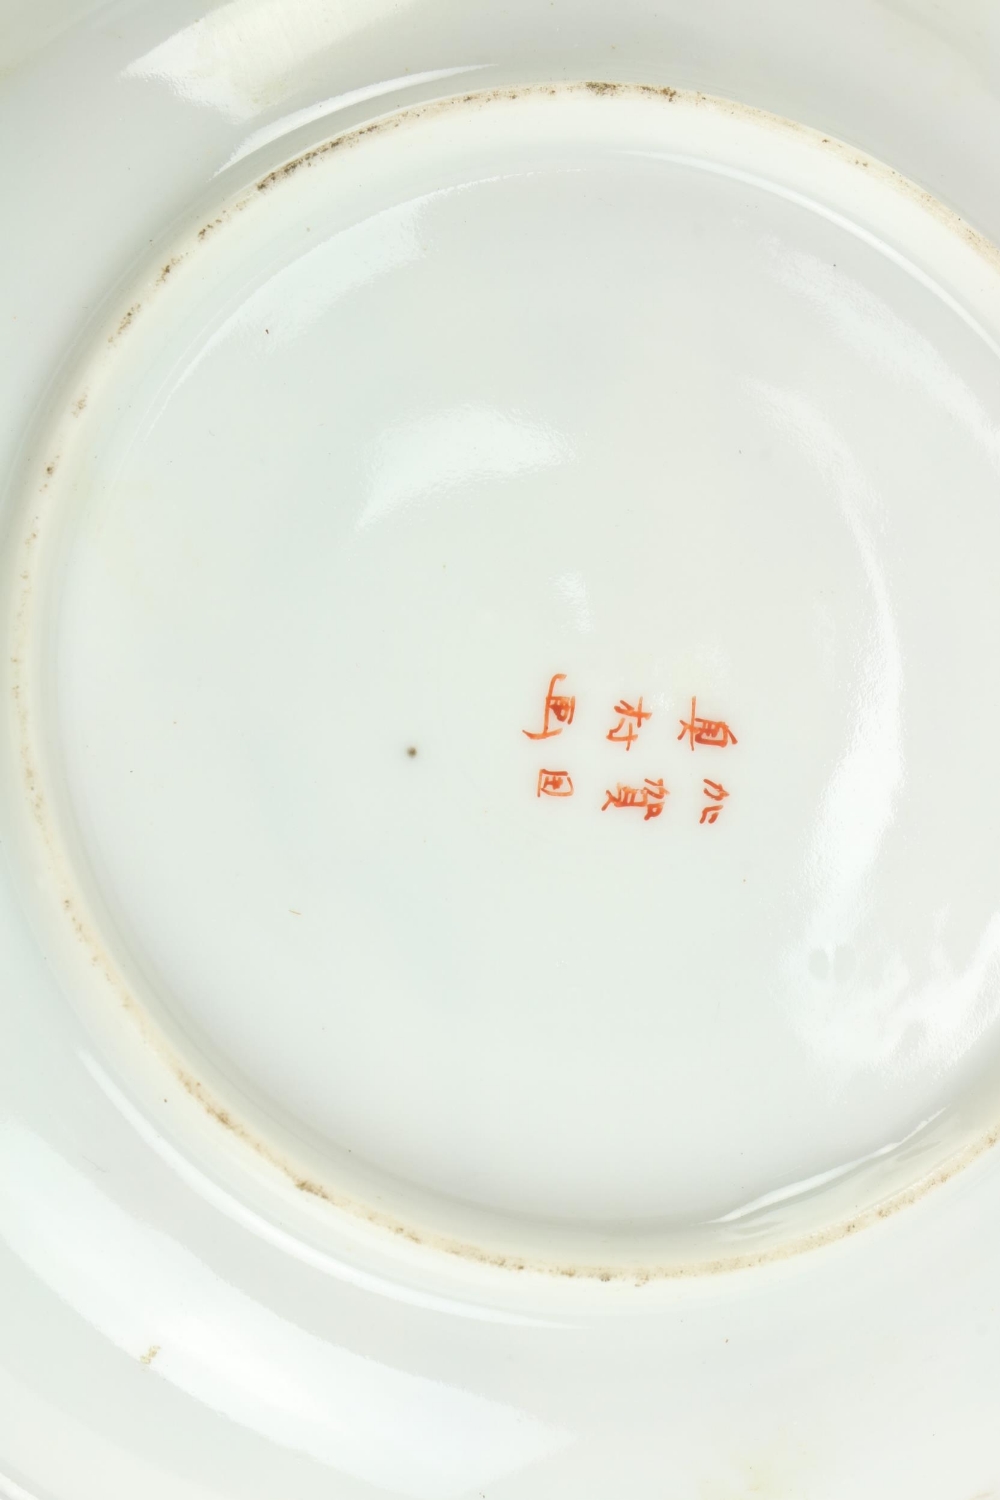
[406, 746, 418, 757]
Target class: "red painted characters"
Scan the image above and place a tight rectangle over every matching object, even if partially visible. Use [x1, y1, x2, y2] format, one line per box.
[526, 675, 738, 821]
[677, 696, 738, 751]
[699, 779, 729, 824]
[537, 769, 574, 798]
[602, 778, 669, 821]
[523, 673, 576, 741]
[605, 697, 651, 750]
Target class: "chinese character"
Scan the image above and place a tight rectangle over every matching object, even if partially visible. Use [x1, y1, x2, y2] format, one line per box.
[602, 778, 669, 821]
[523, 673, 576, 740]
[678, 696, 738, 750]
[537, 768, 574, 798]
[699, 779, 729, 824]
[606, 697, 651, 750]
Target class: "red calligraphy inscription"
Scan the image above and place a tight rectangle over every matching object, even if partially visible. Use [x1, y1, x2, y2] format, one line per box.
[678, 696, 737, 751]
[537, 769, 574, 798]
[602, 778, 669, 821]
[523, 674, 576, 741]
[606, 697, 651, 751]
[699, 778, 729, 824]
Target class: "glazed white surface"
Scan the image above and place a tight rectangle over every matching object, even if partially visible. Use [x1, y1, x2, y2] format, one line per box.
[4, 2, 1000, 1496]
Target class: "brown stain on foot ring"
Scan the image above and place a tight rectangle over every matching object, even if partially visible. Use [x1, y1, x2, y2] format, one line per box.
[107, 304, 141, 345]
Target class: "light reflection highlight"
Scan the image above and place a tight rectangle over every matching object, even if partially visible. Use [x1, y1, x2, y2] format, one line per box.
[124, 0, 426, 120]
[356, 404, 572, 530]
[0, 1119, 572, 1498]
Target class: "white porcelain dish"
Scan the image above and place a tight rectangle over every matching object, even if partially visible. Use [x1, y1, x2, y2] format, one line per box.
[4, 2, 1000, 1496]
